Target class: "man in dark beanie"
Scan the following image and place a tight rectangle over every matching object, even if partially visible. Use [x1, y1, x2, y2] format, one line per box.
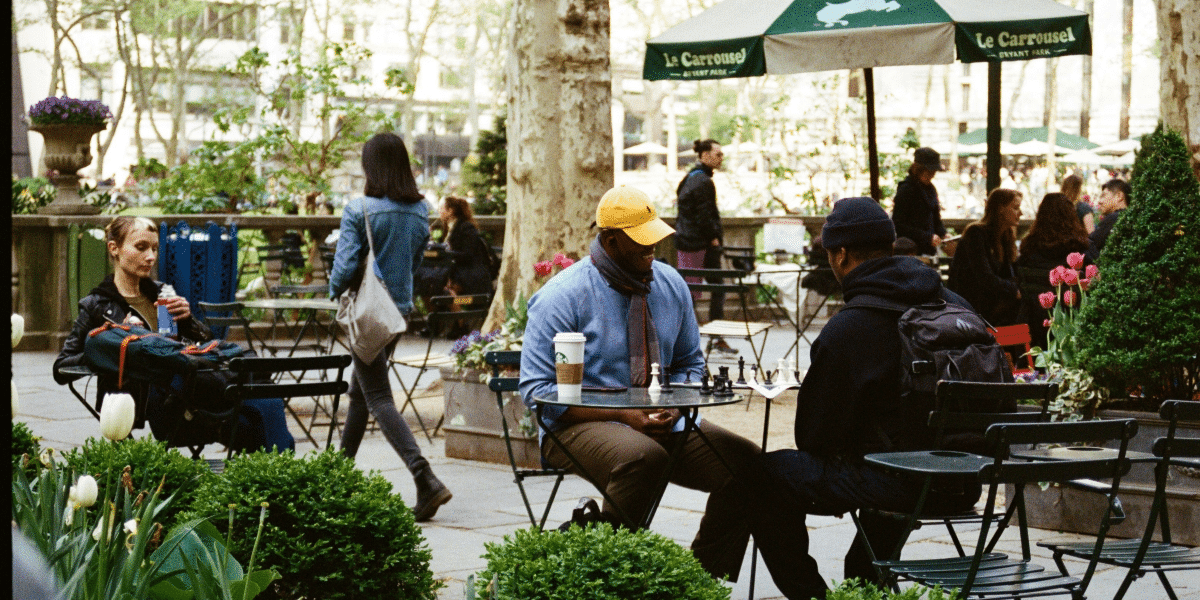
[692, 197, 976, 599]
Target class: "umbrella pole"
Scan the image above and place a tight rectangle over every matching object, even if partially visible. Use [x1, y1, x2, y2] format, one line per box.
[987, 61, 1002, 193]
[865, 68, 881, 201]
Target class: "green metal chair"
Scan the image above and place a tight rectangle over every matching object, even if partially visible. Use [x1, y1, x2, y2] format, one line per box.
[484, 350, 567, 531]
[1040, 400, 1200, 600]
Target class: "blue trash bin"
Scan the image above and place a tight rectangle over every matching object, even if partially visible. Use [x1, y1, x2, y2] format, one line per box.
[158, 221, 239, 338]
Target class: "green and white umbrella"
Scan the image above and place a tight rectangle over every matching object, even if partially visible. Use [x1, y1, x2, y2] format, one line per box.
[644, 0, 1091, 197]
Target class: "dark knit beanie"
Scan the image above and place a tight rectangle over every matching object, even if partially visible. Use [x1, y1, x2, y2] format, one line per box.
[821, 197, 896, 249]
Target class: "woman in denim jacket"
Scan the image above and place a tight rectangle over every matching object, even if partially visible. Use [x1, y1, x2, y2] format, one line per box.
[329, 133, 452, 521]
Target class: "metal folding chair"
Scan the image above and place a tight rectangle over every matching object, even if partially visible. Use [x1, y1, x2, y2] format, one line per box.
[485, 350, 567, 531]
[676, 267, 773, 370]
[224, 354, 352, 454]
[871, 418, 1138, 599]
[388, 294, 490, 442]
[1040, 400, 1200, 600]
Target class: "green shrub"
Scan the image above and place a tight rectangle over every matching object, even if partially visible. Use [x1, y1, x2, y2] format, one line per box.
[182, 449, 440, 600]
[61, 436, 215, 526]
[461, 112, 507, 215]
[826, 579, 959, 599]
[1077, 123, 1200, 407]
[12, 175, 56, 214]
[12, 421, 42, 473]
[476, 524, 730, 600]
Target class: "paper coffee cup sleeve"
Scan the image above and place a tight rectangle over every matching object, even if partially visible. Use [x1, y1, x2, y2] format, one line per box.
[555, 363, 583, 385]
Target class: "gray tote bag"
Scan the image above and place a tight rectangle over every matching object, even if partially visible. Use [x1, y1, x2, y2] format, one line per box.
[336, 205, 407, 363]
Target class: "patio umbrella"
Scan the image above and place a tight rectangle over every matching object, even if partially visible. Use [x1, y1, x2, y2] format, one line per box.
[644, 0, 1092, 199]
[1092, 137, 1142, 156]
[957, 126, 1097, 151]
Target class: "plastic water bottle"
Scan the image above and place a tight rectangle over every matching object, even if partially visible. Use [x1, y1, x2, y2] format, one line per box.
[157, 284, 178, 336]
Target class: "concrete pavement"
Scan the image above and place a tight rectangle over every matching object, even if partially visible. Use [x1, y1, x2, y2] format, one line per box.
[12, 321, 1198, 599]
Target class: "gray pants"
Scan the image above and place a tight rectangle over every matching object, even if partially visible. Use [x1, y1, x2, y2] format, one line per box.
[340, 338, 428, 475]
[542, 419, 759, 529]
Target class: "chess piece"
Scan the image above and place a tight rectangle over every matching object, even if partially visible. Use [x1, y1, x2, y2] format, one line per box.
[699, 368, 712, 395]
[736, 357, 746, 385]
[763, 369, 774, 386]
[660, 365, 673, 392]
[777, 358, 789, 384]
[648, 363, 662, 393]
[788, 358, 797, 384]
[714, 366, 734, 397]
[750, 365, 759, 383]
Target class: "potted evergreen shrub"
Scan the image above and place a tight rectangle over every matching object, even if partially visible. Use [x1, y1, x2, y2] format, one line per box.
[1021, 123, 1200, 543]
[27, 96, 111, 215]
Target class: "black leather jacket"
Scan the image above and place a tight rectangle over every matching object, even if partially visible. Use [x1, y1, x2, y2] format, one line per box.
[53, 275, 212, 407]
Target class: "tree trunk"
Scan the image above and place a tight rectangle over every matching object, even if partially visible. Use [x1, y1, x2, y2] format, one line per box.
[1080, 0, 1094, 138]
[1157, 0, 1200, 179]
[487, 0, 613, 329]
[1119, 0, 1134, 140]
[1046, 58, 1059, 190]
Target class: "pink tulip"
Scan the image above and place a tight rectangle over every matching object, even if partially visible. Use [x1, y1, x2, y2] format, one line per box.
[552, 252, 569, 268]
[1066, 252, 1085, 270]
[1079, 278, 1091, 292]
[1064, 290, 1077, 306]
[533, 261, 553, 278]
[1063, 269, 1080, 286]
[1043, 319, 1053, 328]
[1049, 266, 1066, 286]
[1038, 292, 1057, 309]
[560, 257, 575, 269]
[1085, 264, 1099, 280]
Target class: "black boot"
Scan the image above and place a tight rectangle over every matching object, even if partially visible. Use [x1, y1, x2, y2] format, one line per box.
[412, 466, 452, 522]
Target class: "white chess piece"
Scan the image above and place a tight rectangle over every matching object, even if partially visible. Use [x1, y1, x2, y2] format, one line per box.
[788, 358, 797, 383]
[776, 358, 789, 384]
[648, 363, 662, 399]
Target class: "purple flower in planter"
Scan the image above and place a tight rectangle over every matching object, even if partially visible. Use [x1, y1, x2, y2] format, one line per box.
[29, 96, 112, 126]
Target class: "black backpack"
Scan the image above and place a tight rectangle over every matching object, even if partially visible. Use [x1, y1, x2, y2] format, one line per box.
[846, 295, 1013, 450]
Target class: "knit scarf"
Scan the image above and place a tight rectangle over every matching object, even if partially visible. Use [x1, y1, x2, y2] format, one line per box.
[590, 236, 660, 388]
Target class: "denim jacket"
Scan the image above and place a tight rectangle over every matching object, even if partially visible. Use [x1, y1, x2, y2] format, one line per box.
[329, 196, 429, 315]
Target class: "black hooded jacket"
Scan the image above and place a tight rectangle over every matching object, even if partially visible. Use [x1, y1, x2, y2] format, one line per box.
[53, 275, 212, 406]
[891, 174, 946, 255]
[794, 256, 970, 458]
[674, 163, 723, 252]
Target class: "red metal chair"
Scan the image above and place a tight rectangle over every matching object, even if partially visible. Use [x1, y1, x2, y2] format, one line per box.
[988, 324, 1035, 376]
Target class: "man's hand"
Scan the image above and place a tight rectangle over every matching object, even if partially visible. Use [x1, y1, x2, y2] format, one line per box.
[626, 408, 681, 439]
[931, 234, 943, 248]
[164, 295, 191, 321]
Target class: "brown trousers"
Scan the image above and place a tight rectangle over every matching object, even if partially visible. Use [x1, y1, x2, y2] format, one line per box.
[542, 419, 760, 529]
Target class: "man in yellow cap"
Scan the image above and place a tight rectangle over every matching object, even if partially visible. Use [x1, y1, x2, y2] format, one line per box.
[519, 185, 759, 530]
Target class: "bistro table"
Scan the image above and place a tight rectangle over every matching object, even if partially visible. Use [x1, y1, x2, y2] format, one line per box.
[532, 386, 743, 529]
[241, 298, 342, 356]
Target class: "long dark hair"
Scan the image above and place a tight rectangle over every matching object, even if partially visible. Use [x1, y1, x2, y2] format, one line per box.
[1021, 193, 1089, 257]
[1061, 174, 1083, 204]
[362, 133, 423, 204]
[442, 196, 476, 227]
[967, 188, 1021, 264]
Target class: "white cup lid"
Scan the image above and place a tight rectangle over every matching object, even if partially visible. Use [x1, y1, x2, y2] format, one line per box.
[552, 332, 586, 343]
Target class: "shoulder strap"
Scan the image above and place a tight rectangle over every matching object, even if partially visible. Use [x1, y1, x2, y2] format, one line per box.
[844, 294, 947, 314]
[361, 202, 377, 255]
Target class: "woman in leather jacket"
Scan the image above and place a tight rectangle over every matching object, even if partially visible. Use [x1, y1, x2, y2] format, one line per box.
[53, 216, 212, 425]
[440, 195, 495, 296]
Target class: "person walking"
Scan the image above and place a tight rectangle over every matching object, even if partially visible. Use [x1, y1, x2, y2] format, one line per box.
[675, 139, 734, 354]
[891, 147, 947, 256]
[329, 132, 452, 521]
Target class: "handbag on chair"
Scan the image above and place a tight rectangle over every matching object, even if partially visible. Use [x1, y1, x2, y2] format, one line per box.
[336, 205, 407, 363]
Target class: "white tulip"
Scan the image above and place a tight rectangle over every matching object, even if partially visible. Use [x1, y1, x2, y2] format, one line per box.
[11, 379, 18, 418]
[63, 505, 75, 527]
[92, 519, 107, 542]
[73, 475, 98, 508]
[39, 447, 54, 467]
[123, 519, 138, 535]
[99, 393, 136, 441]
[12, 313, 25, 348]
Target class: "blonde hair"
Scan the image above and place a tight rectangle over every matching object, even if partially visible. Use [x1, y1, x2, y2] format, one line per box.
[105, 216, 156, 261]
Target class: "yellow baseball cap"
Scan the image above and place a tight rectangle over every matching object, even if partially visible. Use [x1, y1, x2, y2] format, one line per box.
[595, 186, 675, 246]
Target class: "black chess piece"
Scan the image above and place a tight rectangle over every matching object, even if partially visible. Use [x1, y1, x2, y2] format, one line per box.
[714, 366, 733, 397]
[660, 366, 673, 392]
[736, 357, 746, 385]
[699, 368, 712, 395]
[763, 369, 774, 386]
[794, 370, 801, 384]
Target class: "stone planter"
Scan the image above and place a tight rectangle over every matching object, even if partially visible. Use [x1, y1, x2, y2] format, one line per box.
[441, 366, 542, 469]
[31, 123, 106, 215]
[1011, 408, 1200, 545]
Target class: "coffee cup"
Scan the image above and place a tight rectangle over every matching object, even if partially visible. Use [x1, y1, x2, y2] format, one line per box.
[552, 332, 586, 400]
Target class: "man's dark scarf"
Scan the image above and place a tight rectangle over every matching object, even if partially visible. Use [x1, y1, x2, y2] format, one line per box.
[590, 235, 661, 387]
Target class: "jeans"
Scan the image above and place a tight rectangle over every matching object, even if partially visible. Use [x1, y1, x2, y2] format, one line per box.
[339, 338, 428, 475]
[691, 450, 979, 600]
